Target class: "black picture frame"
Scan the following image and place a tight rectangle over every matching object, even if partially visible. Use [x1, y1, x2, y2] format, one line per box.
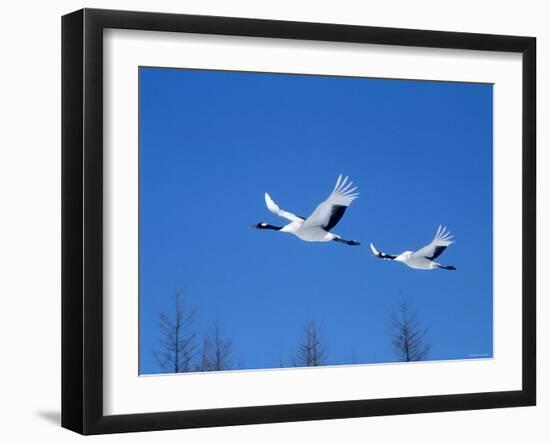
[62, 8, 536, 435]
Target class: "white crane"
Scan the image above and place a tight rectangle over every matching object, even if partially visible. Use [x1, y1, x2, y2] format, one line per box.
[252, 175, 360, 245]
[370, 226, 456, 270]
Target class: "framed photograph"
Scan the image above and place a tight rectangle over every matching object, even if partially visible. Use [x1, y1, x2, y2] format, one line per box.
[61, 8, 536, 435]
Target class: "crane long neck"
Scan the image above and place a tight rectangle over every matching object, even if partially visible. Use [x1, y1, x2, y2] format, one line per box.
[261, 223, 282, 231]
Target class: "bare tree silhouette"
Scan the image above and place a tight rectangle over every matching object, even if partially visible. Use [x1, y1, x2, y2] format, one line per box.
[390, 297, 432, 362]
[197, 335, 211, 372]
[196, 323, 234, 371]
[152, 289, 197, 373]
[293, 319, 327, 367]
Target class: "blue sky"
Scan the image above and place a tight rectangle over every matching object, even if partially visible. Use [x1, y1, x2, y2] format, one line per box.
[139, 67, 493, 374]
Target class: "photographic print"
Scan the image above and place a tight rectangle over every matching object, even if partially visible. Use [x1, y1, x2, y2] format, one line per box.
[62, 10, 535, 433]
[138, 66, 493, 375]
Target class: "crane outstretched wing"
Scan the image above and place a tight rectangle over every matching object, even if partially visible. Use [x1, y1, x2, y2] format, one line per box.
[302, 175, 359, 231]
[413, 225, 454, 260]
[370, 243, 397, 260]
[264, 192, 304, 223]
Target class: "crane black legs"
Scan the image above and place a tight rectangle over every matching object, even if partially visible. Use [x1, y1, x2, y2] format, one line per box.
[436, 264, 457, 271]
[333, 237, 361, 246]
